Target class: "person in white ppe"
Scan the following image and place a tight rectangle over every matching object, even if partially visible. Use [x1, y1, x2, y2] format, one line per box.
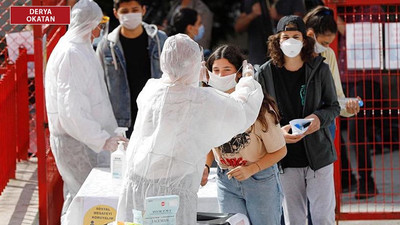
[116, 33, 263, 224]
[45, 0, 128, 221]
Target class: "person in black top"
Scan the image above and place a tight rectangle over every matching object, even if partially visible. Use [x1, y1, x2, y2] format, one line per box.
[255, 16, 339, 225]
[96, 0, 167, 138]
[119, 28, 151, 134]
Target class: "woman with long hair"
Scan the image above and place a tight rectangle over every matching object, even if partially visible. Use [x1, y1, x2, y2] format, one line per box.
[202, 44, 287, 225]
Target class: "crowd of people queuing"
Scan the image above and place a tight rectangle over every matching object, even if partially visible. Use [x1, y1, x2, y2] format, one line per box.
[45, 0, 380, 224]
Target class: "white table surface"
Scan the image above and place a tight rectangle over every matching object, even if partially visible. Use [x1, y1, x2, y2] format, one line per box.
[64, 167, 220, 225]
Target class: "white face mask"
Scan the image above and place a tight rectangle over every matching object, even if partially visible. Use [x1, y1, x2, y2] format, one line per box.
[280, 38, 303, 58]
[208, 70, 237, 92]
[118, 12, 142, 30]
[314, 35, 328, 53]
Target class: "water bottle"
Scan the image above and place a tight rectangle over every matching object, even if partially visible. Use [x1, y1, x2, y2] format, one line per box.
[338, 97, 364, 110]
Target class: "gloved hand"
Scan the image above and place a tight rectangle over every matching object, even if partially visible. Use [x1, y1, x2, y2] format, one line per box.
[103, 136, 129, 152]
[242, 60, 254, 77]
[199, 61, 208, 83]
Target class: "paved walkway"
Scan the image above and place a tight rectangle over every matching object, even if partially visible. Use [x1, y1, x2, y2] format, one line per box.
[0, 159, 38, 225]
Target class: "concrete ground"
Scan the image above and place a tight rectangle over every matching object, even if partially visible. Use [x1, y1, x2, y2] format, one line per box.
[0, 159, 38, 225]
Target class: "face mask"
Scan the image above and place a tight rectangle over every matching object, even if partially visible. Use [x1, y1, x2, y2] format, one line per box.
[194, 25, 205, 41]
[208, 70, 238, 92]
[118, 12, 142, 30]
[280, 38, 303, 58]
[92, 29, 104, 46]
[314, 35, 328, 53]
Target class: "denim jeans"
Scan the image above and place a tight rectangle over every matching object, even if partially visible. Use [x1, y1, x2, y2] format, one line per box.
[217, 165, 283, 225]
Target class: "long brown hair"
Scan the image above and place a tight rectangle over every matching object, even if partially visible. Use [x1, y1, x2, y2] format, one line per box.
[257, 92, 281, 132]
[267, 30, 316, 68]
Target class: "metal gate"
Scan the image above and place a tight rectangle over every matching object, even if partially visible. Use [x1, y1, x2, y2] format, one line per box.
[326, 0, 400, 220]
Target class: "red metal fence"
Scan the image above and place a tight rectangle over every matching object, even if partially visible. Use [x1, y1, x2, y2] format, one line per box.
[15, 48, 30, 161]
[326, 0, 400, 220]
[0, 63, 17, 195]
[0, 48, 30, 194]
[0, 0, 33, 195]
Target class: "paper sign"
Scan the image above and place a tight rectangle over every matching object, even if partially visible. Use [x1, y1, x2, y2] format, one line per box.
[144, 195, 179, 225]
[83, 204, 116, 225]
[10, 6, 70, 25]
[346, 22, 382, 69]
[384, 23, 400, 69]
[83, 196, 119, 225]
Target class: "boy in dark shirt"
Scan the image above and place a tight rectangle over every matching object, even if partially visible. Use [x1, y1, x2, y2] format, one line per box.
[96, 0, 167, 137]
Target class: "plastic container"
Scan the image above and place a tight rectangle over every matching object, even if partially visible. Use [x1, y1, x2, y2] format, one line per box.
[111, 141, 126, 179]
[115, 127, 128, 138]
[338, 97, 363, 110]
[289, 118, 314, 135]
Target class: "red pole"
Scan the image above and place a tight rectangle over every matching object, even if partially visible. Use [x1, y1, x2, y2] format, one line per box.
[32, 13, 49, 225]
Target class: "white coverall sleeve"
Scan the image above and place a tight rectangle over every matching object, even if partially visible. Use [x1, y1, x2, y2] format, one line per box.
[56, 52, 110, 152]
[202, 76, 263, 148]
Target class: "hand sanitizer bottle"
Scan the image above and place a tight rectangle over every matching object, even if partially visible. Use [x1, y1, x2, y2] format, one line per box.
[114, 127, 128, 138]
[111, 141, 126, 179]
[338, 97, 364, 110]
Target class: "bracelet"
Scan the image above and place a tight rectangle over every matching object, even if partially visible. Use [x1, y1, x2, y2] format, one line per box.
[205, 164, 210, 173]
[254, 162, 261, 172]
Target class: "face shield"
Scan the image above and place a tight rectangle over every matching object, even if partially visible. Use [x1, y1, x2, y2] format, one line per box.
[160, 34, 202, 86]
[92, 16, 110, 49]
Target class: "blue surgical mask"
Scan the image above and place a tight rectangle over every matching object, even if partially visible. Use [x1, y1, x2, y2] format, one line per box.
[194, 25, 205, 41]
[92, 29, 104, 47]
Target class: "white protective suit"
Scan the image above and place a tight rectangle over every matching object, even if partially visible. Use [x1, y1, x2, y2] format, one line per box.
[44, 0, 118, 219]
[116, 34, 264, 224]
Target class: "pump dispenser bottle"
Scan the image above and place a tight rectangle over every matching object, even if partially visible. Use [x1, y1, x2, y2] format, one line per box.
[114, 127, 128, 138]
[111, 141, 126, 179]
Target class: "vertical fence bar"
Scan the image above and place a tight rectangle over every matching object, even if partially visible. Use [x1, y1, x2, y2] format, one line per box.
[15, 48, 30, 161]
[33, 21, 49, 225]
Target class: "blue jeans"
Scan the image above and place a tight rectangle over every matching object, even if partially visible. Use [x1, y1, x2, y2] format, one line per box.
[217, 165, 283, 225]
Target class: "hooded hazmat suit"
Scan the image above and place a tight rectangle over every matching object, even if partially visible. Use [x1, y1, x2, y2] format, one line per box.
[116, 34, 264, 224]
[44, 0, 118, 219]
